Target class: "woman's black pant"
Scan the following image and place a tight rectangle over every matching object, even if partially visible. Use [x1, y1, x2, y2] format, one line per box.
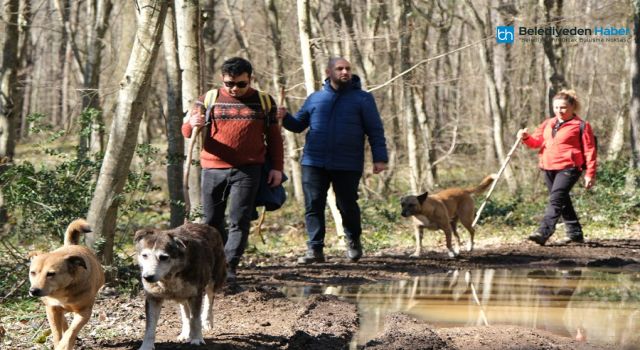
[538, 167, 583, 240]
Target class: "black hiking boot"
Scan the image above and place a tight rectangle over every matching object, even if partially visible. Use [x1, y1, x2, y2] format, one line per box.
[346, 239, 363, 262]
[557, 236, 585, 244]
[297, 249, 325, 264]
[528, 232, 548, 246]
[226, 265, 237, 283]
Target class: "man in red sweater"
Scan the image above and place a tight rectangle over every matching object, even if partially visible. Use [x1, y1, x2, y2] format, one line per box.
[182, 57, 284, 281]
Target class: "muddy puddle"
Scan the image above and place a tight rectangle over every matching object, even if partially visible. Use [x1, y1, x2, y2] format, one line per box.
[281, 268, 640, 348]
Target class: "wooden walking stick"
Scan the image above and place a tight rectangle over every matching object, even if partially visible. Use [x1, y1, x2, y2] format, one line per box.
[183, 102, 205, 223]
[254, 87, 286, 240]
[472, 135, 523, 227]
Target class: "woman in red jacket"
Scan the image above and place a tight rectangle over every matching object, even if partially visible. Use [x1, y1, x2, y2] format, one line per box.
[517, 89, 597, 246]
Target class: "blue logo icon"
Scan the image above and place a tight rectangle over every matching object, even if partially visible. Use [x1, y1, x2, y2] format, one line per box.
[496, 26, 514, 44]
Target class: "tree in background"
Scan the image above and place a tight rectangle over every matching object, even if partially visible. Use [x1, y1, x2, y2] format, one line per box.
[86, 0, 168, 266]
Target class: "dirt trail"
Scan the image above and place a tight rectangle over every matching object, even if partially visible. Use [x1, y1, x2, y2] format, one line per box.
[6, 238, 638, 349]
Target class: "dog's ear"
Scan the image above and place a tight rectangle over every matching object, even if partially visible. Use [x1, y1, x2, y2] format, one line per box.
[417, 191, 429, 205]
[134, 228, 155, 243]
[27, 251, 43, 260]
[168, 234, 187, 250]
[65, 255, 87, 271]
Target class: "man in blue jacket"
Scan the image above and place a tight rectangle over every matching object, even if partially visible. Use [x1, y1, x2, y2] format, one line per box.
[278, 57, 388, 264]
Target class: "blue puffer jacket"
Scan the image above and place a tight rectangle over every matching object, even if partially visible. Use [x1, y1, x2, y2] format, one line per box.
[283, 75, 388, 172]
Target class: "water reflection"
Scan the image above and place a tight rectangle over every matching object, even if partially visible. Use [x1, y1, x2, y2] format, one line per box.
[281, 269, 640, 348]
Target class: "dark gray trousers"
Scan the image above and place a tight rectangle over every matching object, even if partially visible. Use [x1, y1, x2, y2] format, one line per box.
[201, 165, 261, 268]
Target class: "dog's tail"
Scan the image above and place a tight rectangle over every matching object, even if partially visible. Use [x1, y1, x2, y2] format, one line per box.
[64, 219, 92, 246]
[466, 174, 496, 194]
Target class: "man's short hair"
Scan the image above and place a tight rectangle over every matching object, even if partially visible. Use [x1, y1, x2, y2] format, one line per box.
[221, 57, 253, 77]
[327, 57, 348, 70]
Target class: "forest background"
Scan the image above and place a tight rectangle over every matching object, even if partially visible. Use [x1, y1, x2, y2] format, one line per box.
[1, 0, 640, 294]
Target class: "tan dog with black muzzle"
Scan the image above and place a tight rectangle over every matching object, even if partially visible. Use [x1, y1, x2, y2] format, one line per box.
[400, 175, 495, 258]
[28, 219, 104, 350]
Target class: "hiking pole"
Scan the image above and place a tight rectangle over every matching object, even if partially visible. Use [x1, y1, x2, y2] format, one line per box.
[472, 134, 523, 227]
[183, 102, 205, 223]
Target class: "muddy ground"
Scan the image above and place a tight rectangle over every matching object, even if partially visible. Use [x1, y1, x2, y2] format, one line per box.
[5, 238, 640, 349]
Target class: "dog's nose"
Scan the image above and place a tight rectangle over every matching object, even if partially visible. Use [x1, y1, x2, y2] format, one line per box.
[143, 274, 157, 282]
[29, 288, 42, 297]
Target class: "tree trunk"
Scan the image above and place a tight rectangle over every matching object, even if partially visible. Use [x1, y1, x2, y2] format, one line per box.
[297, 0, 319, 92]
[400, 0, 420, 193]
[607, 46, 628, 161]
[163, 3, 186, 227]
[333, 0, 369, 84]
[265, 0, 303, 204]
[175, 0, 202, 216]
[15, 0, 32, 141]
[0, 0, 20, 160]
[86, 0, 168, 266]
[223, 0, 253, 63]
[542, 0, 567, 115]
[202, 0, 219, 85]
[628, 1, 640, 190]
[465, 0, 516, 192]
[79, 0, 113, 158]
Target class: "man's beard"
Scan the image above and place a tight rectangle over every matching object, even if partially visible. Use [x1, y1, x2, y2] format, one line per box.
[333, 76, 351, 89]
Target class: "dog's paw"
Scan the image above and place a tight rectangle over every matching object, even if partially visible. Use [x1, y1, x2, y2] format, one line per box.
[177, 332, 190, 342]
[447, 251, 458, 258]
[189, 337, 206, 346]
[410, 251, 421, 258]
[466, 242, 474, 252]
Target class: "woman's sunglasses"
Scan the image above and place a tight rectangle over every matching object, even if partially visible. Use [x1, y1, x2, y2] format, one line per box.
[223, 81, 249, 88]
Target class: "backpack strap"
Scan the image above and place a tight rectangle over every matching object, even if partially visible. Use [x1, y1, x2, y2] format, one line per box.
[202, 89, 219, 135]
[257, 91, 272, 133]
[203, 89, 218, 124]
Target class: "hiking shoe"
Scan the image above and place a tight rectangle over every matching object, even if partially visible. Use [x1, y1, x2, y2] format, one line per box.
[558, 236, 585, 244]
[346, 239, 363, 262]
[226, 265, 237, 283]
[528, 232, 547, 246]
[297, 249, 325, 264]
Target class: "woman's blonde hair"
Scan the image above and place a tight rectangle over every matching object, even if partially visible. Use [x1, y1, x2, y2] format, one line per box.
[553, 89, 581, 112]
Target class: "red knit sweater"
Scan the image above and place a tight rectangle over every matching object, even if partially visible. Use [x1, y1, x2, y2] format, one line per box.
[181, 88, 284, 171]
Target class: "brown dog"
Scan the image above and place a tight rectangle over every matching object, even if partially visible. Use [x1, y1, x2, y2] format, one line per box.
[400, 175, 495, 258]
[28, 219, 104, 350]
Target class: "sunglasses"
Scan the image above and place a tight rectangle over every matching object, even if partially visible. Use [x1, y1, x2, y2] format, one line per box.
[223, 81, 249, 88]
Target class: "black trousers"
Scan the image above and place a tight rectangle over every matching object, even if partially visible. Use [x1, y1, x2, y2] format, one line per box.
[538, 167, 583, 239]
[302, 165, 363, 251]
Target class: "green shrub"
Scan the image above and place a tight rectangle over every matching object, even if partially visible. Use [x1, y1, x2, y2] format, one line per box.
[361, 196, 402, 250]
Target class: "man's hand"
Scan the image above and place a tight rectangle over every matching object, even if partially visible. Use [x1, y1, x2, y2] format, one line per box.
[268, 169, 283, 187]
[584, 176, 595, 189]
[189, 105, 205, 128]
[373, 162, 387, 174]
[276, 107, 288, 120]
